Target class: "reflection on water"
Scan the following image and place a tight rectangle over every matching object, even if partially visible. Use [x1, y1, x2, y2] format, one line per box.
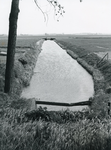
[21, 41, 94, 111]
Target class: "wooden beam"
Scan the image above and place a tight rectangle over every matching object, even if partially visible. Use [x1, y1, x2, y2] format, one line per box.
[35, 100, 91, 107]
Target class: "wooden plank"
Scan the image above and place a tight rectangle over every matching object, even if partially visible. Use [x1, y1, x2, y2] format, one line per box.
[0, 52, 7, 56]
[35, 100, 91, 107]
[96, 53, 108, 67]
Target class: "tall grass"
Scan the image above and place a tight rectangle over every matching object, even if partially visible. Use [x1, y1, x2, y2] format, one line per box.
[1, 107, 111, 150]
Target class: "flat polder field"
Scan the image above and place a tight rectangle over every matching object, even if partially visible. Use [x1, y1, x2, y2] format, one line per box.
[1, 34, 111, 60]
[1, 34, 111, 50]
[55, 34, 111, 61]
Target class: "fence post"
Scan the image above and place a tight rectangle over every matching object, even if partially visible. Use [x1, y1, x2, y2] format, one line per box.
[107, 101, 110, 134]
[107, 100, 110, 150]
[108, 101, 110, 116]
[96, 53, 108, 67]
[35, 99, 37, 110]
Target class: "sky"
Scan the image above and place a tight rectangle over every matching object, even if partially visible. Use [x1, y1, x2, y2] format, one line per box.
[0, 0, 111, 35]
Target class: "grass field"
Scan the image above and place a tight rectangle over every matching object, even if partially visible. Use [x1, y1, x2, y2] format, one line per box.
[0, 35, 43, 65]
[0, 35, 44, 47]
[1, 34, 111, 51]
[56, 34, 111, 51]
[55, 34, 111, 61]
[1, 34, 111, 63]
[1, 34, 111, 150]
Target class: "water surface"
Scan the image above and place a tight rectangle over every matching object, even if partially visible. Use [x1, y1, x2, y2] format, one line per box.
[21, 40, 94, 111]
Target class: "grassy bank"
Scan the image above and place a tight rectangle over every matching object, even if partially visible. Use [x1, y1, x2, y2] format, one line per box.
[1, 37, 111, 150]
[0, 40, 44, 110]
[55, 39, 111, 118]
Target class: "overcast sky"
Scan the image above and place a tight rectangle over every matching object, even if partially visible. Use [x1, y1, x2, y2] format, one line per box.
[0, 0, 111, 35]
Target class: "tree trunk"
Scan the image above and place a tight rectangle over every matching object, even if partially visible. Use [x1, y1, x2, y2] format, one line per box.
[4, 0, 20, 94]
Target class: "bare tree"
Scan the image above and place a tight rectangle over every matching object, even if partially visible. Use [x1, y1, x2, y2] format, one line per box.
[4, 0, 20, 93]
[4, 0, 65, 94]
[4, 0, 82, 94]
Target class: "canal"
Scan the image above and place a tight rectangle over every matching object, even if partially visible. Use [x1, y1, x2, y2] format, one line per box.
[21, 40, 94, 111]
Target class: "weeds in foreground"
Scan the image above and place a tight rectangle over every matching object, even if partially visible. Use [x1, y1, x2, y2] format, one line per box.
[1, 107, 111, 150]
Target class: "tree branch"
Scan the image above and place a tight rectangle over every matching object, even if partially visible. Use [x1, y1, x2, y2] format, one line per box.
[34, 0, 65, 22]
[34, 0, 48, 22]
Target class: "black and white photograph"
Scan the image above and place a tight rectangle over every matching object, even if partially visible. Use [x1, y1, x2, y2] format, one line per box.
[0, 0, 111, 149]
